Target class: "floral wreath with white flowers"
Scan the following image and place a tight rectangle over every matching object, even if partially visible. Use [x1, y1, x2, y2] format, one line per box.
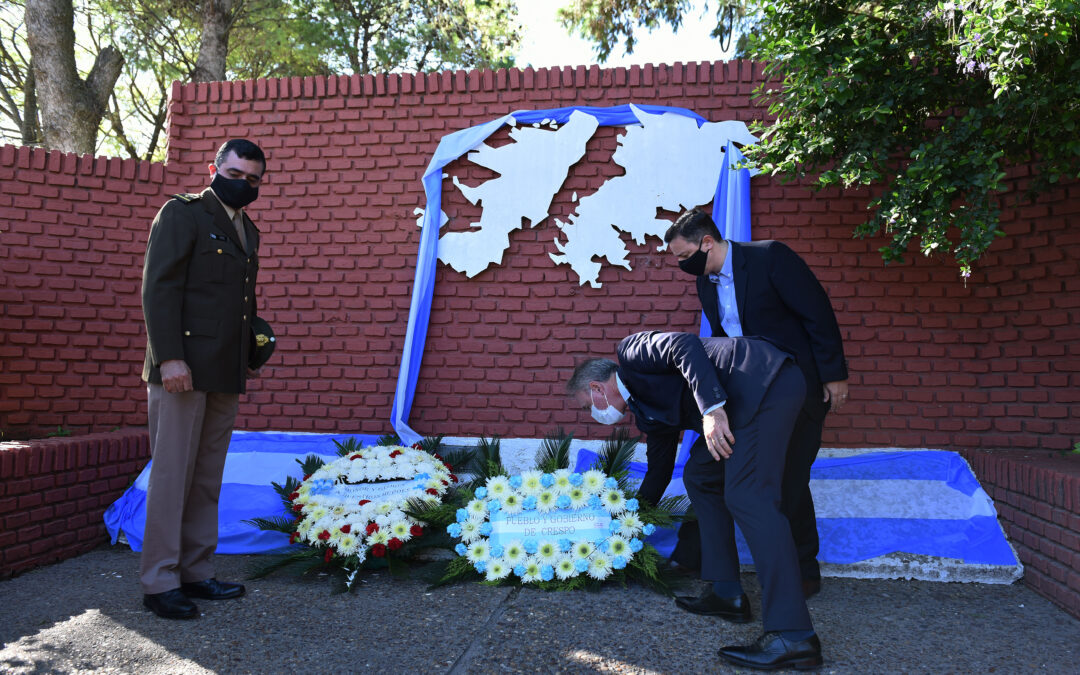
[423, 430, 683, 592]
[447, 468, 658, 584]
[249, 437, 461, 590]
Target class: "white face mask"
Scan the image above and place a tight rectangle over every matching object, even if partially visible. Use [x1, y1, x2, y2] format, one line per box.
[590, 388, 625, 425]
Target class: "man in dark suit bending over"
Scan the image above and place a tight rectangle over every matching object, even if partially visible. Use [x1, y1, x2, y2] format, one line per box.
[568, 331, 823, 671]
[665, 209, 849, 597]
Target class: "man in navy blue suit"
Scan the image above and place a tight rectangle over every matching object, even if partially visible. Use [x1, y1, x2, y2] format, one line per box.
[664, 208, 849, 597]
[568, 331, 824, 671]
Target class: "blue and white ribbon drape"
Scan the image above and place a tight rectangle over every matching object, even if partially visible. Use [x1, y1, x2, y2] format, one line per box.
[391, 104, 740, 444]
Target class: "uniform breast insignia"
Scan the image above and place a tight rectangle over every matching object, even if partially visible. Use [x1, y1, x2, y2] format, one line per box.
[172, 193, 202, 203]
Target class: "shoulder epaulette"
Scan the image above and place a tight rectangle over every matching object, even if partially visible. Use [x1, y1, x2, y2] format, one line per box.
[172, 193, 202, 203]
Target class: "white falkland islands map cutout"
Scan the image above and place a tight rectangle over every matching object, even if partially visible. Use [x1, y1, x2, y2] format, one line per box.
[419, 105, 758, 287]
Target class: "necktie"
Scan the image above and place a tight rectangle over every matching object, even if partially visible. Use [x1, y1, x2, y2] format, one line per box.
[233, 212, 247, 252]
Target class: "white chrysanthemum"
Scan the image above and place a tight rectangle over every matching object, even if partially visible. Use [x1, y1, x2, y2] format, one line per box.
[572, 541, 595, 560]
[520, 470, 544, 495]
[555, 555, 577, 580]
[535, 540, 560, 563]
[535, 490, 557, 512]
[460, 520, 482, 543]
[503, 540, 527, 565]
[308, 506, 329, 522]
[426, 478, 443, 491]
[486, 476, 511, 497]
[467, 540, 491, 564]
[567, 487, 589, 509]
[521, 558, 543, 583]
[337, 533, 360, 556]
[375, 513, 393, 529]
[606, 536, 631, 559]
[367, 529, 389, 545]
[467, 498, 488, 519]
[587, 553, 613, 580]
[619, 513, 643, 537]
[602, 488, 626, 514]
[296, 517, 316, 537]
[390, 520, 412, 540]
[377, 502, 394, 515]
[582, 470, 606, 493]
[552, 469, 573, 494]
[485, 558, 512, 581]
[500, 493, 525, 515]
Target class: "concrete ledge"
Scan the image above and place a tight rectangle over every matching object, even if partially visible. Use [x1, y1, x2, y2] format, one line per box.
[0, 429, 150, 578]
[962, 449, 1080, 619]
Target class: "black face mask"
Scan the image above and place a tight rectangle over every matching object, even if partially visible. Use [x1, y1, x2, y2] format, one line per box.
[211, 172, 259, 209]
[678, 244, 710, 277]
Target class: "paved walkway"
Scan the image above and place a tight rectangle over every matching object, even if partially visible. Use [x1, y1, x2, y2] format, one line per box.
[1, 545, 1078, 674]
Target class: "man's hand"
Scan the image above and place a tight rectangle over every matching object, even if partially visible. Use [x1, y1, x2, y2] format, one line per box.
[824, 380, 849, 413]
[702, 407, 735, 461]
[160, 359, 193, 394]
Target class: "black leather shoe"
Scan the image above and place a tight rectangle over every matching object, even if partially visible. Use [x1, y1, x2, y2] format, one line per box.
[180, 578, 245, 600]
[674, 590, 751, 623]
[719, 631, 823, 671]
[143, 589, 198, 619]
[802, 578, 822, 598]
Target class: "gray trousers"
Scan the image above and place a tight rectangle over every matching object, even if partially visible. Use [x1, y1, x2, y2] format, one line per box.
[140, 384, 238, 594]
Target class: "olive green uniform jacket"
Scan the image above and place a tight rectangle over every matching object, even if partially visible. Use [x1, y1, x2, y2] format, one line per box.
[141, 188, 260, 394]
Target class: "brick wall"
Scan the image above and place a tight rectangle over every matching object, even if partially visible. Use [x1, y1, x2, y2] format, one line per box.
[0, 62, 1077, 610]
[964, 450, 1080, 618]
[0, 429, 149, 576]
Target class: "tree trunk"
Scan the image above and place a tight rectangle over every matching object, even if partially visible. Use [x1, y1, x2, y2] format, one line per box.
[25, 0, 123, 155]
[21, 63, 41, 146]
[192, 0, 234, 82]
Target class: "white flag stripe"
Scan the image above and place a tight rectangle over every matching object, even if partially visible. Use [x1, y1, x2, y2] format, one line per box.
[810, 479, 997, 520]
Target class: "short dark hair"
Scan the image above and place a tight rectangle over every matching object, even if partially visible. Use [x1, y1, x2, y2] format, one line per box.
[215, 139, 266, 172]
[663, 208, 722, 245]
[567, 358, 618, 396]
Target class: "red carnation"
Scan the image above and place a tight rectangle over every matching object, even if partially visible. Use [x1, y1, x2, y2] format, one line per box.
[288, 491, 299, 501]
[358, 499, 371, 506]
[289, 532, 300, 544]
[410, 525, 423, 537]
[388, 537, 403, 551]
[365, 522, 379, 535]
[350, 453, 363, 460]
[412, 443, 423, 450]
[441, 480, 449, 487]
[317, 529, 331, 541]
[371, 543, 387, 557]
[303, 474, 311, 481]
[449, 473, 458, 483]
[324, 548, 334, 562]
[340, 524, 351, 534]
[443, 462, 453, 471]
[390, 450, 403, 458]
[425, 488, 439, 496]
[292, 504, 303, 513]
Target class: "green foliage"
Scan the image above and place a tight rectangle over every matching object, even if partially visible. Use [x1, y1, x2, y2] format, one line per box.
[46, 426, 72, 438]
[592, 427, 640, 493]
[1071, 441, 1080, 455]
[462, 436, 509, 486]
[745, 1, 1080, 278]
[375, 433, 402, 446]
[535, 427, 574, 473]
[557, 0, 758, 60]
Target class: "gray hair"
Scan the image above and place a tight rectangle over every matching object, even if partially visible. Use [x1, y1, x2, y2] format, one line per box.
[567, 358, 618, 396]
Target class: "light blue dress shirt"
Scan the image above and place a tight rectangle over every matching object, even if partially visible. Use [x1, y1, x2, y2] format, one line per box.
[709, 242, 743, 338]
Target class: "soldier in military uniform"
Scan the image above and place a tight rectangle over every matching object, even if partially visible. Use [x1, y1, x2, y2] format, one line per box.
[139, 139, 267, 619]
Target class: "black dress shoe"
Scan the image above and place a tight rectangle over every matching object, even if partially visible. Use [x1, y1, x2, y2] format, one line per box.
[180, 578, 245, 600]
[719, 631, 823, 671]
[143, 589, 198, 619]
[674, 590, 751, 623]
[802, 578, 822, 598]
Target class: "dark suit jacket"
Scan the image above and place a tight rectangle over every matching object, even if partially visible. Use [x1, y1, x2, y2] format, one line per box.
[141, 188, 260, 394]
[696, 240, 847, 421]
[616, 331, 794, 503]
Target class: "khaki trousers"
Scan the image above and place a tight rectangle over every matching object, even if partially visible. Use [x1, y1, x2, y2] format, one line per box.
[140, 384, 239, 594]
